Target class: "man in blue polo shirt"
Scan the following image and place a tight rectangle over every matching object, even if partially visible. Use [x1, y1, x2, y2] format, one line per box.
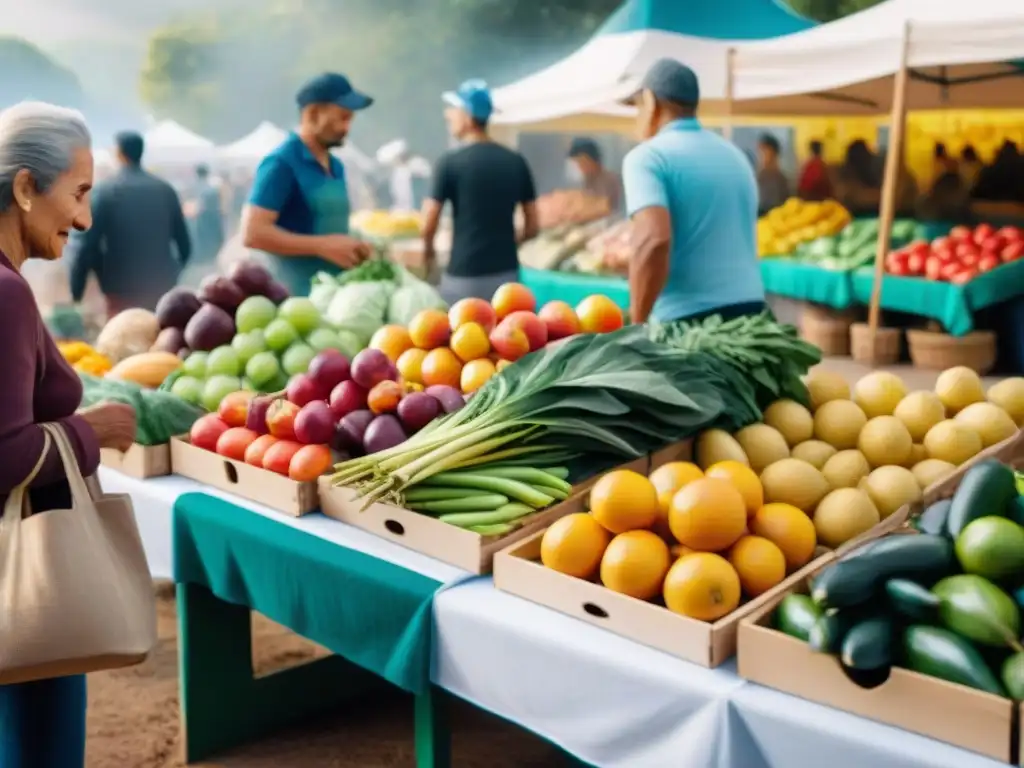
[242, 72, 373, 295]
[622, 58, 766, 325]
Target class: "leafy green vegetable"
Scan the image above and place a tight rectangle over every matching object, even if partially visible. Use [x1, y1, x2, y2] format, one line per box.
[387, 265, 446, 325]
[647, 312, 820, 409]
[78, 374, 205, 445]
[337, 257, 397, 284]
[332, 329, 761, 507]
[325, 280, 392, 345]
[309, 272, 340, 313]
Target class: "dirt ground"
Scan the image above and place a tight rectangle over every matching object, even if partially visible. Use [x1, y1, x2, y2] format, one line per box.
[85, 585, 570, 768]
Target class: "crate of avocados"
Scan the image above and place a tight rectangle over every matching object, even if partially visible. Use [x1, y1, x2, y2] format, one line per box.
[170, 436, 319, 517]
[738, 458, 1024, 764]
[100, 443, 171, 479]
[317, 445, 687, 574]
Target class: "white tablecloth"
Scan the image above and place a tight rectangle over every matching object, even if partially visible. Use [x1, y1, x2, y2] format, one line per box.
[100, 467, 1008, 768]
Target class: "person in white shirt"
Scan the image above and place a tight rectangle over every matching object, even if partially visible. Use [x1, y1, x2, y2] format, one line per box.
[377, 139, 416, 211]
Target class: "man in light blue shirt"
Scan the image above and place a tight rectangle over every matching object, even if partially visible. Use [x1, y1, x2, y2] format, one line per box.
[622, 58, 766, 324]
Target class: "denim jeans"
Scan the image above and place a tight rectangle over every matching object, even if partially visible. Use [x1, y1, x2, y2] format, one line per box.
[0, 675, 86, 768]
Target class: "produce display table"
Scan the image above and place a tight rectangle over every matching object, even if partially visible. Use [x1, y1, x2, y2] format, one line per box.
[759, 259, 855, 309]
[102, 469, 1008, 768]
[850, 259, 1024, 336]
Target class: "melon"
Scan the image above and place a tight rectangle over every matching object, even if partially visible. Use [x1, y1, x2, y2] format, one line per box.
[987, 378, 1024, 426]
[893, 391, 946, 442]
[822, 449, 871, 489]
[924, 420, 983, 465]
[760, 458, 830, 514]
[695, 429, 748, 470]
[813, 399, 868, 450]
[763, 399, 814, 447]
[861, 465, 921, 519]
[935, 366, 985, 415]
[854, 371, 907, 418]
[805, 369, 850, 411]
[857, 416, 913, 468]
[954, 402, 1018, 448]
[814, 488, 880, 549]
[791, 440, 837, 470]
[734, 424, 790, 474]
[911, 459, 957, 490]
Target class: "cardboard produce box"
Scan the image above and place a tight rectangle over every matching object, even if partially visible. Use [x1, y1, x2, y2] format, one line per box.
[100, 443, 171, 479]
[319, 442, 693, 574]
[170, 437, 319, 517]
[739, 504, 1018, 763]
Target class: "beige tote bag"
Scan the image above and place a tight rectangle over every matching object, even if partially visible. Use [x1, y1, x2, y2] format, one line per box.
[0, 423, 158, 684]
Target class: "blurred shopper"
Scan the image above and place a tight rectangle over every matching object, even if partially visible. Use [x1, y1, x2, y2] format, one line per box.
[567, 137, 621, 211]
[66, 131, 191, 315]
[242, 72, 372, 295]
[756, 133, 790, 215]
[189, 164, 224, 264]
[422, 79, 538, 304]
[971, 140, 1024, 202]
[377, 139, 417, 211]
[621, 59, 765, 325]
[797, 139, 833, 201]
[835, 139, 882, 216]
[959, 145, 983, 190]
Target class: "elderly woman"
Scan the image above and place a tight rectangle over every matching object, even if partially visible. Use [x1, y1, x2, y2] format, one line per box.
[0, 102, 136, 767]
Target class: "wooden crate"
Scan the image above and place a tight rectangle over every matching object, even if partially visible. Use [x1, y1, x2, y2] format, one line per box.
[170, 437, 318, 517]
[100, 443, 171, 479]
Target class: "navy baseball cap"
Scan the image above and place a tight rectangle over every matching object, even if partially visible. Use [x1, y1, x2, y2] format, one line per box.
[442, 79, 494, 122]
[296, 73, 373, 111]
[568, 138, 602, 162]
[624, 58, 700, 107]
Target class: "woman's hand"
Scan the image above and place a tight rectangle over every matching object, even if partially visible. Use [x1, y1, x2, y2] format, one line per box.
[79, 402, 136, 452]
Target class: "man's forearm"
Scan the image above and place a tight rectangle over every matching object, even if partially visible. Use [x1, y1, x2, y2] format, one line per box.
[629, 243, 670, 324]
[244, 224, 323, 257]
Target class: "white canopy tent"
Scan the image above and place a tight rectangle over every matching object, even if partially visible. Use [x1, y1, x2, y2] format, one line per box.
[219, 121, 289, 161]
[143, 120, 216, 165]
[730, 0, 1024, 115]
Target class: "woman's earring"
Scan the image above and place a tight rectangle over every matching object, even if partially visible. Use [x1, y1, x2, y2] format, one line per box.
[21, 201, 31, 213]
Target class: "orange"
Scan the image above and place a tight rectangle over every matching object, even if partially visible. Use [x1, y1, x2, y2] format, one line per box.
[671, 543, 696, 559]
[541, 513, 611, 580]
[668, 477, 747, 552]
[575, 294, 624, 334]
[663, 552, 741, 621]
[749, 502, 817, 571]
[396, 347, 428, 384]
[705, 461, 764, 518]
[408, 309, 451, 349]
[727, 535, 787, 597]
[450, 322, 491, 362]
[368, 325, 414, 363]
[420, 347, 463, 389]
[648, 461, 704, 496]
[589, 470, 659, 534]
[460, 358, 496, 394]
[600, 531, 671, 600]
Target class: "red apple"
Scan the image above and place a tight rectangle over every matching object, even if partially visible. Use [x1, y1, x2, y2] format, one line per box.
[190, 414, 230, 452]
[266, 399, 300, 441]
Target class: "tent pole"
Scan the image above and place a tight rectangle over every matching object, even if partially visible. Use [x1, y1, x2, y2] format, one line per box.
[867, 22, 912, 361]
[724, 47, 736, 141]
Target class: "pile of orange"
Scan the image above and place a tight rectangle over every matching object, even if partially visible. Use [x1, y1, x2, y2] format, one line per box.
[540, 459, 819, 622]
[367, 282, 625, 396]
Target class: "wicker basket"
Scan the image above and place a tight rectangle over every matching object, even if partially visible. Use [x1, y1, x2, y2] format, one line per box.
[850, 323, 901, 365]
[799, 306, 858, 356]
[906, 329, 997, 374]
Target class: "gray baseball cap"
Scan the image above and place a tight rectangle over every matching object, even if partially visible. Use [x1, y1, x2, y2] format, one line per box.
[624, 58, 700, 107]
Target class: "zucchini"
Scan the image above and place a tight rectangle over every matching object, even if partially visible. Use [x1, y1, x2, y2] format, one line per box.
[774, 594, 822, 642]
[913, 499, 952, 536]
[808, 608, 863, 654]
[885, 579, 941, 622]
[945, 460, 1017, 538]
[932, 574, 1022, 647]
[903, 625, 1006, 696]
[1001, 651, 1024, 699]
[1008, 495, 1024, 528]
[811, 534, 955, 610]
[841, 616, 895, 671]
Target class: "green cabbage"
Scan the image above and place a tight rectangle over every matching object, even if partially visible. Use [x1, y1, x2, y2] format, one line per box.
[309, 272, 340, 313]
[326, 280, 393, 345]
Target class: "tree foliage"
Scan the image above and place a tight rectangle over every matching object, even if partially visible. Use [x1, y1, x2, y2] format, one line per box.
[0, 36, 84, 109]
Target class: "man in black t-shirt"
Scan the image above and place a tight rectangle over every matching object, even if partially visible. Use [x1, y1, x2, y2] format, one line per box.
[421, 79, 539, 304]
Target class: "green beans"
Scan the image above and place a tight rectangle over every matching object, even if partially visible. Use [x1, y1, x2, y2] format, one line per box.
[405, 494, 509, 514]
[439, 503, 534, 528]
[420, 472, 555, 509]
[470, 466, 573, 495]
[469, 523, 516, 536]
[403, 486, 488, 503]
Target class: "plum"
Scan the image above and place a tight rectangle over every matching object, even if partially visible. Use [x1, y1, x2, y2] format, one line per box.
[264, 280, 290, 305]
[155, 287, 202, 330]
[228, 259, 274, 296]
[336, 409, 375, 453]
[329, 380, 367, 420]
[294, 401, 335, 445]
[351, 348, 394, 390]
[152, 326, 185, 354]
[308, 350, 351, 392]
[286, 373, 326, 408]
[425, 385, 465, 414]
[184, 303, 236, 352]
[245, 395, 276, 435]
[396, 391, 441, 433]
[363, 414, 408, 454]
[197, 276, 246, 313]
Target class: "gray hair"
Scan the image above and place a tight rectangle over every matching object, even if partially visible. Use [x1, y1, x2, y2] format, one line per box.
[0, 101, 91, 213]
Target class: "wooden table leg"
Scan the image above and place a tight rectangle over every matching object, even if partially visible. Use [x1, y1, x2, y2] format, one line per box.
[414, 685, 451, 768]
[177, 582, 385, 763]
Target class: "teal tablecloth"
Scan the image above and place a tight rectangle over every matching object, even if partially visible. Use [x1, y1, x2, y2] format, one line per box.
[851, 259, 1024, 337]
[759, 259, 854, 309]
[520, 267, 629, 311]
[173, 492, 441, 693]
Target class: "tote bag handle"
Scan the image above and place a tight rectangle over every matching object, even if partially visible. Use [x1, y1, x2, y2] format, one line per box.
[39, 423, 95, 507]
[1, 430, 53, 526]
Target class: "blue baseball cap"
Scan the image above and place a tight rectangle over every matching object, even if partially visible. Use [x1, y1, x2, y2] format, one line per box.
[624, 58, 700, 107]
[442, 79, 494, 122]
[296, 72, 373, 111]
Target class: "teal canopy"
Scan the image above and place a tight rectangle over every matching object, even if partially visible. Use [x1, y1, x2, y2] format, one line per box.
[597, 0, 814, 40]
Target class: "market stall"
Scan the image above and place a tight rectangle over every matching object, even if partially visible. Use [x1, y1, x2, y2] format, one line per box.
[218, 121, 289, 163]
[142, 119, 216, 167]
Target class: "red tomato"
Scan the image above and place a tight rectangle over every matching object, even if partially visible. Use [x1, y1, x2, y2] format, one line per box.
[956, 242, 979, 261]
[978, 255, 1000, 273]
[940, 262, 961, 281]
[1002, 242, 1024, 262]
[981, 235, 1005, 254]
[931, 236, 950, 251]
[262, 440, 303, 476]
[243, 434, 278, 467]
[909, 240, 931, 256]
[960, 253, 979, 268]
[998, 225, 1022, 242]
[288, 444, 333, 482]
[949, 225, 972, 241]
[215, 427, 259, 462]
[973, 223, 995, 245]
[925, 256, 943, 280]
[907, 252, 926, 275]
[951, 268, 978, 285]
[190, 414, 230, 453]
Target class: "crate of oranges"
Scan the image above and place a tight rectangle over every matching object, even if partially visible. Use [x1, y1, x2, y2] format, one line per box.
[493, 447, 835, 667]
